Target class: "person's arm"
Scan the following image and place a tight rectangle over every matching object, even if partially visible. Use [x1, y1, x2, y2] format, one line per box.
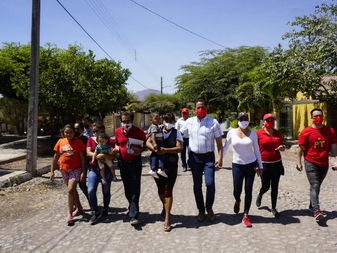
[50, 152, 59, 181]
[215, 136, 223, 169]
[331, 143, 337, 169]
[92, 149, 98, 163]
[146, 136, 155, 152]
[152, 132, 158, 150]
[161, 140, 183, 154]
[275, 131, 286, 151]
[297, 145, 304, 171]
[252, 132, 263, 176]
[222, 130, 232, 157]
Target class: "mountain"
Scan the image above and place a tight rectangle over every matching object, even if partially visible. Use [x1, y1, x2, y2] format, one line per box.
[134, 89, 161, 101]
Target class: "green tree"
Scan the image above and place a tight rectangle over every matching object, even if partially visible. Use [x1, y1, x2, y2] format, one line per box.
[176, 46, 267, 122]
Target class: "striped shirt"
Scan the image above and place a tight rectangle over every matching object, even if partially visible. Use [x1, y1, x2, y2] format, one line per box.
[180, 115, 223, 153]
[175, 117, 189, 138]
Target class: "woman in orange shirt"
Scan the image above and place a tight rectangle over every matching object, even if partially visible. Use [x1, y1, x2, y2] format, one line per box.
[50, 124, 86, 225]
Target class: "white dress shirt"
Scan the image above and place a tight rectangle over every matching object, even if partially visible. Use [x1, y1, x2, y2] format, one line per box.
[175, 117, 189, 138]
[223, 129, 263, 168]
[180, 115, 223, 154]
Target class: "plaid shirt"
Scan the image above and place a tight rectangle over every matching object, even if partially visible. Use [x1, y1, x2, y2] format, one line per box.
[180, 115, 223, 153]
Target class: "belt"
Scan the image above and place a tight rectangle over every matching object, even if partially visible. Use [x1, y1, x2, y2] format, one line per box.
[190, 151, 213, 157]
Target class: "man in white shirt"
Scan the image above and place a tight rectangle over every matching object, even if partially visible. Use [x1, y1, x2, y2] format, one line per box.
[180, 99, 223, 222]
[175, 108, 190, 172]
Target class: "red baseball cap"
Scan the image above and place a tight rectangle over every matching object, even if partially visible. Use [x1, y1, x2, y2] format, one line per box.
[263, 113, 275, 120]
[182, 108, 189, 113]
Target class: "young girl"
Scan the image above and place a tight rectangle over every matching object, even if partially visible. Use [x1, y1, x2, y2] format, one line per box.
[50, 124, 86, 225]
[147, 112, 167, 178]
[91, 132, 117, 184]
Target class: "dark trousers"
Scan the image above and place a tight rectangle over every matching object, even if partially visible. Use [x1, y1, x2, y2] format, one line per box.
[259, 161, 283, 209]
[232, 161, 256, 214]
[188, 151, 215, 213]
[180, 138, 189, 169]
[119, 156, 142, 219]
[304, 160, 329, 211]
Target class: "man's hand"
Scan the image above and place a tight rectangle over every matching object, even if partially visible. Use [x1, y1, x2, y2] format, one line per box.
[296, 164, 303, 171]
[215, 159, 222, 169]
[275, 145, 286, 151]
[256, 168, 263, 177]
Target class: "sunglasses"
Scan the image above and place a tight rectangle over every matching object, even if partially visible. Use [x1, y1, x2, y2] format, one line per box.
[265, 118, 274, 122]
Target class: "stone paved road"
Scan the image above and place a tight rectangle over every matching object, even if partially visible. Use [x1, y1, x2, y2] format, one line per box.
[1, 147, 337, 253]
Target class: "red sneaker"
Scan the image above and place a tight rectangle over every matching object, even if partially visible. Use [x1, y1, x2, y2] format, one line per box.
[234, 201, 240, 214]
[242, 216, 252, 227]
[314, 210, 326, 222]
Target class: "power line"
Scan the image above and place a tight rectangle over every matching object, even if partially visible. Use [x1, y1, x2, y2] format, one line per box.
[128, 0, 225, 48]
[55, 0, 151, 90]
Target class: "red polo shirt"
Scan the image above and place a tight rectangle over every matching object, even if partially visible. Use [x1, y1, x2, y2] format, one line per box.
[114, 126, 147, 161]
[256, 128, 284, 162]
[298, 126, 337, 166]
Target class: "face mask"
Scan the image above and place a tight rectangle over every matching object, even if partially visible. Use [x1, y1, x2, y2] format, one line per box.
[121, 123, 132, 131]
[313, 116, 323, 126]
[164, 123, 174, 130]
[182, 114, 188, 119]
[195, 108, 207, 118]
[264, 121, 274, 130]
[238, 121, 249, 129]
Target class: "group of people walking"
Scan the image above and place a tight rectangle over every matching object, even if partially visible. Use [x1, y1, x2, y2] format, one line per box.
[50, 99, 337, 230]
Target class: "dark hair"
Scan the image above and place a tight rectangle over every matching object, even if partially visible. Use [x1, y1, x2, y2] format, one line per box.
[63, 124, 75, 132]
[120, 111, 134, 121]
[163, 113, 175, 123]
[151, 112, 160, 118]
[83, 117, 93, 123]
[96, 132, 109, 140]
[74, 121, 84, 130]
[310, 108, 323, 117]
[92, 121, 105, 131]
[195, 98, 206, 106]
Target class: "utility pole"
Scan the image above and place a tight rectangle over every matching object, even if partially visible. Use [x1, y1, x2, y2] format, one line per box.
[26, 0, 40, 176]
[160, 76, 163, 95]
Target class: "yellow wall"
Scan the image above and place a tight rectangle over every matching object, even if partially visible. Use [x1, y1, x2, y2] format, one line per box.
[292, 102, 327, 139]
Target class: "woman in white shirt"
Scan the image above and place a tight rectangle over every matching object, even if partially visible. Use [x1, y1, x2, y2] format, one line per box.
[223, 112, 263, 227]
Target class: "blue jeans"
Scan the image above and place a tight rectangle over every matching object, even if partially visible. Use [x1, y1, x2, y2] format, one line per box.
[180, 138, 189, 169]
[232, 161, 256, 214]
[188, 151, 215, 213]
[150, 139, 164, 169]
[87, 165, 112, 213]
[118, 156, 142, 219]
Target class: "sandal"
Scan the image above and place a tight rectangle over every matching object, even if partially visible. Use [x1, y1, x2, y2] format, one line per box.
[72, 209, 83, 217]
[164, 222, 172, 232]
[66, 216, 74, 224]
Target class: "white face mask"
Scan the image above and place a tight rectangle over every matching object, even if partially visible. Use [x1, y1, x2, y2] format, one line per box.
[164, 123, 174, 130]
[121, 123, 132, 131]
[238, 121, 249, 129]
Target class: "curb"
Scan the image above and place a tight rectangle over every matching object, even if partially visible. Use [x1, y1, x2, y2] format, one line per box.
[0, 165, 51, 189]
[0, 154, 26, 165]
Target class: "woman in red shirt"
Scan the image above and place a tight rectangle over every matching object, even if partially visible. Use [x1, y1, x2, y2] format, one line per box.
[256, 113, 286, 218]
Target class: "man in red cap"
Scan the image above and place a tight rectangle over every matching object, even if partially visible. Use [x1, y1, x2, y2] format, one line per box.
[175, 108, 190, 172]
[297, 108, 337, 222]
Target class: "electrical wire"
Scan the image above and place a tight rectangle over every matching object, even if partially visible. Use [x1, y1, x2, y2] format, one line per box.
[55, 0, 151, 90]
[128, 0, 225, 48]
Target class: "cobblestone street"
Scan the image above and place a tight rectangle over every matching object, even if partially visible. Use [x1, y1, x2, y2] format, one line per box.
[1, 147, 337, 253]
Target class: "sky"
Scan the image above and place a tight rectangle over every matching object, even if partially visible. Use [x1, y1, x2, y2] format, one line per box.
[0, 0, 322, 94]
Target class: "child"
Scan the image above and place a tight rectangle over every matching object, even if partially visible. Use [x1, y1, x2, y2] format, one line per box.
[92, 132, 117, 183]
[50, 124, 86, 225]
[147, 112, 167, 178]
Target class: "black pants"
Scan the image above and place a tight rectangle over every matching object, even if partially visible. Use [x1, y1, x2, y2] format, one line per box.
[259, 161, 283, 209]
[118, 156, 142, 219]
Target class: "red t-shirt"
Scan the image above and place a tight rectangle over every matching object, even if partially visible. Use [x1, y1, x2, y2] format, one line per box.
[114, 126, 147, 161]
[298, 126, 337, 166]
[87, 137, 115, 169]
[54, 138, 85, 170]
[256, 129, 284, 162]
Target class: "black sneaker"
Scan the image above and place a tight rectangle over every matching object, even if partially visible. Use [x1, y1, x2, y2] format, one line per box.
[112, 175, 118, 182]
[101, 210, 109, 219]
[271, 208, 280, 218]
[90, 211, 100, 225]
[256, 194, 262, 208]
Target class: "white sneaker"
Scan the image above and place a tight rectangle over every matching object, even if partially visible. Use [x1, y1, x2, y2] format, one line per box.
[149, 170, 159, 179]
[157, 169, 168, 178]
